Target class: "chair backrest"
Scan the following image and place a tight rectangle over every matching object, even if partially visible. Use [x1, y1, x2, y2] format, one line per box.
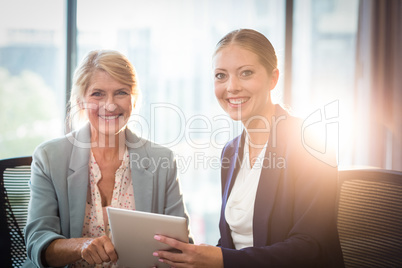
[0, 156, 32, 267]
[337, 169, 402, 268]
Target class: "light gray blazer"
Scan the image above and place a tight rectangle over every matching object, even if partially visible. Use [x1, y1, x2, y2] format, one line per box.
[24, 123, 191, 267]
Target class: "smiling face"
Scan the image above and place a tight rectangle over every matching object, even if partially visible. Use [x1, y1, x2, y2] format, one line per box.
[82, 70, 133, 138]
[213, 44, 278, 124]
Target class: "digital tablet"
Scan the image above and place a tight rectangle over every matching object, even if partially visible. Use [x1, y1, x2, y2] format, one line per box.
[107, 207, 189, 268]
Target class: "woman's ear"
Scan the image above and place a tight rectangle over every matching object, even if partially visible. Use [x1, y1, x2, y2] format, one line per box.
[270, 68, 279, 90]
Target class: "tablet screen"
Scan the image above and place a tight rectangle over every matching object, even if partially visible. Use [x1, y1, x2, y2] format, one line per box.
[107, 207, 189, 268]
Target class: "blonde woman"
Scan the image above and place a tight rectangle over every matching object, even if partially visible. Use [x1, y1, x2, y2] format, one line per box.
[24, 50, 191, 267]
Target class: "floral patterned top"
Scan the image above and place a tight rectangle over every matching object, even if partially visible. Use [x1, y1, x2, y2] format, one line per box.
[72, 147, 135, 267]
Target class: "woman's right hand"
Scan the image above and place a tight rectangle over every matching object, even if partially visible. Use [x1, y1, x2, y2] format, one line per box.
[80, 235, 118, 265]
[44, 236, 118, 267]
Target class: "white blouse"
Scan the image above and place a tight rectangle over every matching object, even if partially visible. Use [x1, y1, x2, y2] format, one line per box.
[72, 147, 135, 268]
[225, 135, 267, 249]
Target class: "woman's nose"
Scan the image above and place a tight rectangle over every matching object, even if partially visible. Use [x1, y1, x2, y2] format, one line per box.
[105, 103, 117, 112]
[227, 76, 241, 93]
[104, 96, 117, 112]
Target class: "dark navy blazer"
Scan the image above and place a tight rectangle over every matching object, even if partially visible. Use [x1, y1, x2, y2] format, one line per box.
[218, 105, 344, 267]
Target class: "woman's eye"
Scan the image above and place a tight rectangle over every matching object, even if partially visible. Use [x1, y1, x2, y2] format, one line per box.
[90, 91, 102, 97]
[215, 73, 226, 80]
[241, 70, 253, 77]
[117, 91, 129, 95]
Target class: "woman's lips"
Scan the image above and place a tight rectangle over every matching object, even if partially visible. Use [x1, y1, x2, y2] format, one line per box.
[227, 97, 250, 107]
[99, 114, 122, 120]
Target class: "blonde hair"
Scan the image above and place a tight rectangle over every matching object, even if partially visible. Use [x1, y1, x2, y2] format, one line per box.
[214, 29, 278, 74]
[67, 50, 139, 130]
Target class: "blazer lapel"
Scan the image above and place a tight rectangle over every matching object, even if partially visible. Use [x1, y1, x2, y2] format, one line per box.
[252, 142, 284, 246]
[125, 128, 154, 212]
[220, 133, 244, 248]
[222, 135, 244, 203]
[66, 124, 91, 238]
[64, 125, 155, 237]
[253, 105, 288, 247]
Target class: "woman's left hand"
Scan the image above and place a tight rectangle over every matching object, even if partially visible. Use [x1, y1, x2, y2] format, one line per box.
[153, 235, 223, 268]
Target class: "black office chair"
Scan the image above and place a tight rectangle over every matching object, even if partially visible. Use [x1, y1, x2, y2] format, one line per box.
[0, 156, 32, 267]
[337, 169, 402, 268]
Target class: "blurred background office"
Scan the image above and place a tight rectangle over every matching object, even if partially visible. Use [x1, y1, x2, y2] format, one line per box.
[0, 0, 400, 245]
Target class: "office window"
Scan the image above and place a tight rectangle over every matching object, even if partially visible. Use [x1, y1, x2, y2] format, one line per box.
[0, 0, 66, 159]
[291, 0, 359, 167]
[77, 0, 286, 244]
